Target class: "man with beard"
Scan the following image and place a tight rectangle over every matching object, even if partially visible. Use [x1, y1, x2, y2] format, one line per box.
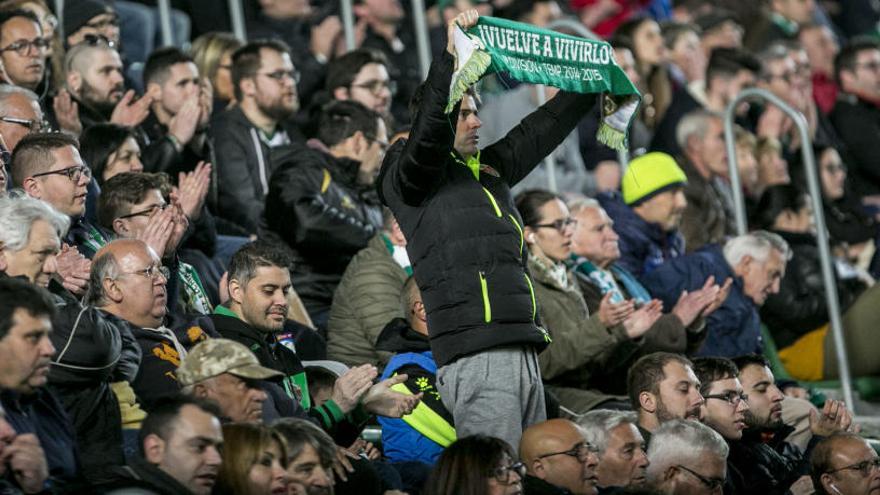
[99, 395, 224, 495]
[263, 100, 385, 324]
[325, 49, 394, 121]
[212, 40, 303, 235]
[0, 278, 63, 492]
[62, 40, 153, 133]
[578, 410, 649, 490]
[0, 10, 47, 93]
[520, 419, 601, 495]
[91, 239, 213, 412]
[205, 242, 420, 438]
[627, 352, 704, 446]
[729, 354, 855, 495]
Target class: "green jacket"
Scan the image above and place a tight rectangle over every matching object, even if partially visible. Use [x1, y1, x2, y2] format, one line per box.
[327, 234, 409, 367]
[529, 256, 634, 413]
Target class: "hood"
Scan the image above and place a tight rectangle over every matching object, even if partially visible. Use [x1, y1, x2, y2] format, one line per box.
[597, 191, 672, 246]
[375, 317, 430, 353]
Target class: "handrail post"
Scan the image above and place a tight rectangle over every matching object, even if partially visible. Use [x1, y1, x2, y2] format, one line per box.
[535, 85, 558, 192]
[723, 88, 856, 411]
[228, 0, 247, 42]
[340, 0, 355, 51]
[157, 0, 174, 47]
[410, 0, 431, 79]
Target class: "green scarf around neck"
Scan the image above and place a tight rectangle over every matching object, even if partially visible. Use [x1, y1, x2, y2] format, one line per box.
[447, 16, 641, 151]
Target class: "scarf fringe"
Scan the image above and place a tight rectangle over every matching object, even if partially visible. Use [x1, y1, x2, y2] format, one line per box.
[446, 49, 491, 113]
[597, 122, 627, 152]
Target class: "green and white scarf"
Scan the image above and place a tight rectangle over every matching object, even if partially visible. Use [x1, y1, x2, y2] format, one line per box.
[447, 16, 641, 151]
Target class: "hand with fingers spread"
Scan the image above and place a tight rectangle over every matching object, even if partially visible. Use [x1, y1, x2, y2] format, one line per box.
[348, 438, 381, 461]
[702, 277, 733, 316]
[1, 434, 48, 494]
[164, 197, 190, 256]
[362, 374, 423, 418]
[55, 244, 91, 296]
[53, 89, 81, 136]
[111, 90, 153, 128]
[331, 364, 379, 413]
[311, 15, 343, 60]
[597, 292, 635, 328]
[447, 9, 480, 56]
[137, 207, 175, 258]
[177, 161, 212, 220]
[672, 275, 720, 326]
[169, 96, 201, 146]
[621, 299, 664, 339]
[810, 399, 857, 436]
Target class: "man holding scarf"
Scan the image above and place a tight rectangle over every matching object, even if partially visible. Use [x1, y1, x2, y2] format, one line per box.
[378, 10, 614, 449]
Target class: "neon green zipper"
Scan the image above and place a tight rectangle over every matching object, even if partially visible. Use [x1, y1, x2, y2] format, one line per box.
[509, 214, 524, 255]
[479, 271, 491, 323]
[523, 273, 537, 320]
[482, 187, 502, 217]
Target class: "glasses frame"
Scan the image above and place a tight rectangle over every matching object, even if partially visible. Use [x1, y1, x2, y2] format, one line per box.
[30, 165, 91, 182]
[536, 442, 599, 462]
[258, 69, 301, 84]
[489, 461, 526, 485]
[675, 464, 725, 490]
[703, 391, 749, 406]
[120, 265, 171, 281]
[351, 79, 398, 96]
[533, 217, 577, 232]
[0, 37, 50, 56]
[826, 457, 880, 478]
[116, 203, 170, 220]
[0, 116, 46, 132]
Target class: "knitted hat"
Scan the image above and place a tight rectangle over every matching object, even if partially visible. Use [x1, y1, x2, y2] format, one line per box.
[621, 152, 687, 205]
[62, 0, 110, 36]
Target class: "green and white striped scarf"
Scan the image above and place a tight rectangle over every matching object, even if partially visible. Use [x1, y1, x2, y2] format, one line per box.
[447, 16, 641, 151]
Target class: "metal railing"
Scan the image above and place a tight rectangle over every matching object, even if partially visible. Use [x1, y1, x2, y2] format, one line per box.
[723, 88, 878, 422]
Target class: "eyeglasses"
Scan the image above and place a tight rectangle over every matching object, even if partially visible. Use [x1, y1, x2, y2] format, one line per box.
[704, 391, 749, 406]
[489, 461, 526, 484]
[826, 458, 880, 477]
[537, 442, 600, 462]
[121, 265, 171, 281]
[0, 116, 46, 132]
[675, 464, 725, 490]
[79, 33, 116, 49]
[0, 37, 50, 56]
[30, 165, 91, 182]
[116, 203, 170, 220]
[84, 14, 120, 30]
[533, 217, 576, 232]
[259, 69, 300, 84]
[351, 79, 398, 96]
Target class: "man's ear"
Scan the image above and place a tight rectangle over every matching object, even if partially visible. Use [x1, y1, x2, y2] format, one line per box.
[240, 77, 256, 99]
[734, 254, 754, 278]
[147, 81, 163, 102]
[663, 465, 678, 482]
[103, 276, 124, 304]
[22, 177, 41, 199]
[531, 458, 546, 478]
[228, 278, 244, 305]
[112, 218, 130, 237]
[66, 71, 82, 95]
[142, 433, 166, 465]
[639, 391, 657, 414]
[414, 300, 426, 321]
[0, 244, 7, 273]
[192, 382, 209, 399]
[333, 87, 350, 101]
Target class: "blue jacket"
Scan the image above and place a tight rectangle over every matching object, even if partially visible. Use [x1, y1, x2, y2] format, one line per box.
[378, 351, 447, 464]
[598, 192, 685, 280]
[641, 245, 763, 357]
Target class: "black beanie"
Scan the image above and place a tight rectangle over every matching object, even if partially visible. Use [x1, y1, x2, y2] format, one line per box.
[62, 0, 110, 37]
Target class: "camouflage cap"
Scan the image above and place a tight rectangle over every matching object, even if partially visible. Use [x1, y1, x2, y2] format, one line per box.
[177, 338, 283, 386]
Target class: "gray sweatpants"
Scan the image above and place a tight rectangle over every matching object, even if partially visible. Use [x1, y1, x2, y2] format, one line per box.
[436, 346, 546, 451]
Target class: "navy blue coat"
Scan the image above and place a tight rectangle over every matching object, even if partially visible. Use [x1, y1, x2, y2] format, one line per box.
[642, 245, 762, 357]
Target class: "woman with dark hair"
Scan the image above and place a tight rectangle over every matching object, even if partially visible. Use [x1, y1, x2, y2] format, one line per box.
[754, 184, 880, 381]
[424, 435, 524, 495]
[612, 16, 673, 130]
[515, 189, 662, 414]
[215, 423, 289, 495]
[79, 123, 143, 186]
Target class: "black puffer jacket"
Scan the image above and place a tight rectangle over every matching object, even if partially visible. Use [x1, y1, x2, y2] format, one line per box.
[760, 230, 866, 349]
[377, 50, 597, 366]
[726, 425, 805, 495]
[263, 144, 382, 316]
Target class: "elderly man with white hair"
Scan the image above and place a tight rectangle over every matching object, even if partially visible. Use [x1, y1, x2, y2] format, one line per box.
[578, 410, 649, 489]
[642, 231, 791, 358]
[569, 198, 727, 386]
[646, 419, 729, 495]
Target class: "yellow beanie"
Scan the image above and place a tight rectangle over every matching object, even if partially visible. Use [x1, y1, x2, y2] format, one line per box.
[621, 152, 688, 205]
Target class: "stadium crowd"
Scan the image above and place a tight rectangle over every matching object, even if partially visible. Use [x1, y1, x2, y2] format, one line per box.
[0, 0, 879, 493]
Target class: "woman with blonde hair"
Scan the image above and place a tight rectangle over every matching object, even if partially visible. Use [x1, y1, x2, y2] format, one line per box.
[190, 31, 242, 111]
[215, 423, 289, 495]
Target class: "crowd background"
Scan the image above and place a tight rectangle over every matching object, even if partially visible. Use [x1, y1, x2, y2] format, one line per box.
[0, 0, 879, 493]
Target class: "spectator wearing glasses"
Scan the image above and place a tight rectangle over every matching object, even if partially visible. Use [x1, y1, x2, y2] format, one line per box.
[212, 39, 303, 235]
[830, 38, 880, 198]
[578, 410, 649, 490]
[325, 49, 394, 121]
[811, 432, 880, 495]
[264, 100, 385, 327]
[63, 0, 120, 50]
[645, 419, 728, 495]
[190, 32, 242, 113]
[520, 419, 600, 495]
[424, 434, 524, 495]
[516, 189, 663, 415]
[0, 9, 46, 94]
[0, 84, 43, 152]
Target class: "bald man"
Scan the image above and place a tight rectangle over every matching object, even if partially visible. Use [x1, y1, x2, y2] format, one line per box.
[521, 419, 601, 495]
